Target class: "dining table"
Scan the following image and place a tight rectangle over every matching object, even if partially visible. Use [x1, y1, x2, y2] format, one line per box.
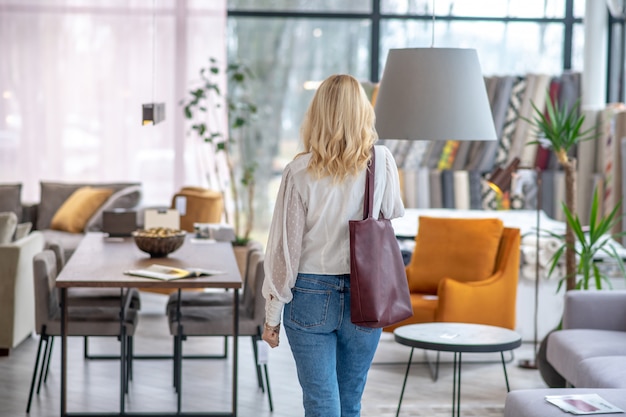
[55, 232, 243, 417]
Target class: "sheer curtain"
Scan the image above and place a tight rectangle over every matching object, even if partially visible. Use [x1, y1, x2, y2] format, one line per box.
[0, 0, 226, 206]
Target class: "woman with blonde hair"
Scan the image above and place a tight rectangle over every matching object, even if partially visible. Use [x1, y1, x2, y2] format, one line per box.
[262, 74, 404, 417]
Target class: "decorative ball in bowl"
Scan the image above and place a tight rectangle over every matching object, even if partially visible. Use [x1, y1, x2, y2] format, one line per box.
[132, 228, 186, 258]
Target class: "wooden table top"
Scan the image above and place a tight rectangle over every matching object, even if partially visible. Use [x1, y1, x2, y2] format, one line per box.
[56, 232, 242, 289]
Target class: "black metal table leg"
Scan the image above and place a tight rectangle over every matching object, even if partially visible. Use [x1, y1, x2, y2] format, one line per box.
[232, 288, 239, 416]
[61, 288, 67, 417]
[395, 347, 414, 417]
[501, 351, 511, 392]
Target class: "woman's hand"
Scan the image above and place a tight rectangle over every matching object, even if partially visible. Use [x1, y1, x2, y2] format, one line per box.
[262, 323, 280, 348]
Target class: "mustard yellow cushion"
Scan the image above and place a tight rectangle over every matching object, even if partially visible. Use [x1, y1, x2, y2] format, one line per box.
[50, 187, 114, 233]
[406, 217, 504, 294]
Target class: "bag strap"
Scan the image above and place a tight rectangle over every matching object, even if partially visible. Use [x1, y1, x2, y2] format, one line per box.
[362, 148, 375, 220]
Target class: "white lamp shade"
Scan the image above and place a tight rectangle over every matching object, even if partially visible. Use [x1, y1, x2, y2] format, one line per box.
[375, 48, 497, 141]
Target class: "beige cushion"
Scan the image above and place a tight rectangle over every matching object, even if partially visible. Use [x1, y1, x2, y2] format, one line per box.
[50, 187, 113, 233]
[0, 212, 18, 244]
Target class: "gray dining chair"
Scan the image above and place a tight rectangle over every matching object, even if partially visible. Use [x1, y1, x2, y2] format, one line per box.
[46, 240, 141, 359]
[26, 249, 139, 413]
[166, 250, 273, 411]
[164, 242, 262, 359]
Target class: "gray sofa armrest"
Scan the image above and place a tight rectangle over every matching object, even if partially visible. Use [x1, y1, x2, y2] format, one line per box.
[562, 290, 626, 331]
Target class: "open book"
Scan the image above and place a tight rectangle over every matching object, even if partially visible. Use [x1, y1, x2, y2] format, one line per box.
[546, 394, 624, 415]
[124, 264, 224, 281]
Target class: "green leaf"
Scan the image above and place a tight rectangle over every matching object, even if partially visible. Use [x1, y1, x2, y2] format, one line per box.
[232, 117, 246, 128]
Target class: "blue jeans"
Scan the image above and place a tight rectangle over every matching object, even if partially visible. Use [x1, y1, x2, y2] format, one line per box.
[284, 273, 382, 417]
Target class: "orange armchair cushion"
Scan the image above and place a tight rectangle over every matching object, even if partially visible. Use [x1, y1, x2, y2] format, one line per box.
[406, 216, 504, 294]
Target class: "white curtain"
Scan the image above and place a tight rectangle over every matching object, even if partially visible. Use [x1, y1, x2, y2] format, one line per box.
[0, 0, 226, 206]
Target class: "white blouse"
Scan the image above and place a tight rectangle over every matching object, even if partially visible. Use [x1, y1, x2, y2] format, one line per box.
[262, 145, 405, 326]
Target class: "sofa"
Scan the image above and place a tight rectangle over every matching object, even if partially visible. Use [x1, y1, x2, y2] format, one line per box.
[504, 290, 626, 416]
[546, 290, 626, 388]
[19, 181, 142, 259]
[0, 231, 45, 353]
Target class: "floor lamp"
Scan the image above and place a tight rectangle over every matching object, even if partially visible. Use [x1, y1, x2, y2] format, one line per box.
[519, 168, 542, 370]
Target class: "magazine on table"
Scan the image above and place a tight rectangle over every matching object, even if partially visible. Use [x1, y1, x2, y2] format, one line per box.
[545, 394, 624, 415]
[124, 264, 224, 281]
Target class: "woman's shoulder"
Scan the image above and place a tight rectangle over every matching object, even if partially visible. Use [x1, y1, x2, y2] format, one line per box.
[374, 145, 395, 164]
[283, 153, 311, 178]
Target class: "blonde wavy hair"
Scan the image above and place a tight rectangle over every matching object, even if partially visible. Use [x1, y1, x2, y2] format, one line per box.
[299, 74, 378, 182]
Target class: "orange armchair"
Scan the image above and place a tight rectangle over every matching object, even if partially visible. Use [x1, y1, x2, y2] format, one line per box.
[385, 217, 521, 332]
[171, 186, 223, 232]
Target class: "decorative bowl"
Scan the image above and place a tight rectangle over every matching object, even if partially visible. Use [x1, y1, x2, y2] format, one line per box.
[132, 228, 186, 258]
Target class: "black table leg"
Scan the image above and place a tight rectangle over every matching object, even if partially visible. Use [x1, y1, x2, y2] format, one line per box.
[61, 288, 67, 417]
[452, 352, 462, 417]
[395, 347, 414, 417]
[119, 288, 126, 415]
[233, 288, 239, 416]
[501, 351, 511, 392]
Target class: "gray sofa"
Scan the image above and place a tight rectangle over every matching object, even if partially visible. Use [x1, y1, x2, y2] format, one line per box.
[21, 181, 142, 259]
[547, 290, 626, 389]
[504, 290, 626, 416]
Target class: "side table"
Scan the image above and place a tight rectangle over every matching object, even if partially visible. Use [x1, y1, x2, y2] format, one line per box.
[394, 322, 522, 417]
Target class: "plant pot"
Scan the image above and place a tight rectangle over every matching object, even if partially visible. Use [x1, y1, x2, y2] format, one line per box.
[536, 331, 566, 388]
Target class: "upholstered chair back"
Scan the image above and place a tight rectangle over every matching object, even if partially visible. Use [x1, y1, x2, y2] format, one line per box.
[32, 250, 60, 332]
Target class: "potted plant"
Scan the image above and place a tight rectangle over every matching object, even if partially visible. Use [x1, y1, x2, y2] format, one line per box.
[180, 57, 258, 246]
[524, 94, 597, 291]
[546, 188, 626, 293]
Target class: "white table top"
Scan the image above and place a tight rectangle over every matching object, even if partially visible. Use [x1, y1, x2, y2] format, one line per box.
[391, 208, 565, 238]
[394, 322, 522, 353]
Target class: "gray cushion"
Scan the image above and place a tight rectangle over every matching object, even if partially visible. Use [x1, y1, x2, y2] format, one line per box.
[37, 181, 141, 231]
[576, 356, 626, 388]
[40, 229, 85, 260]
[0, 212, 18, 244]
[505, 388, 626, 417]
[0, 184, 22, 222]
[547, 329, 626, 386]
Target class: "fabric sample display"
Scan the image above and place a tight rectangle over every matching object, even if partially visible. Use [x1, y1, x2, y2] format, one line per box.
[611, 110, 626, 236]
[468, 170, 483, 210]
[428, 170, 443, 209]
[415, 167, 431, 209]
[598, 104, 626, 223]
[453, 170, 470, 210]
[576, 108, 600, 222]
[440, 170, 455, 209]
[540, 170, 555, 218]
[535, 78, 561, 170]
[495, 76, 527, 167]
[518, 74, 551, 168]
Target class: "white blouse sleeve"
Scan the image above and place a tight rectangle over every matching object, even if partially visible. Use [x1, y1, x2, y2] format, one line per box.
[262, 166, 306, 326]
[380, 146, 405, 220]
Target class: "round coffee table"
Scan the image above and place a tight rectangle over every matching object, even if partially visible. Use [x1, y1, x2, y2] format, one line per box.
[394, 322, 522, 417]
